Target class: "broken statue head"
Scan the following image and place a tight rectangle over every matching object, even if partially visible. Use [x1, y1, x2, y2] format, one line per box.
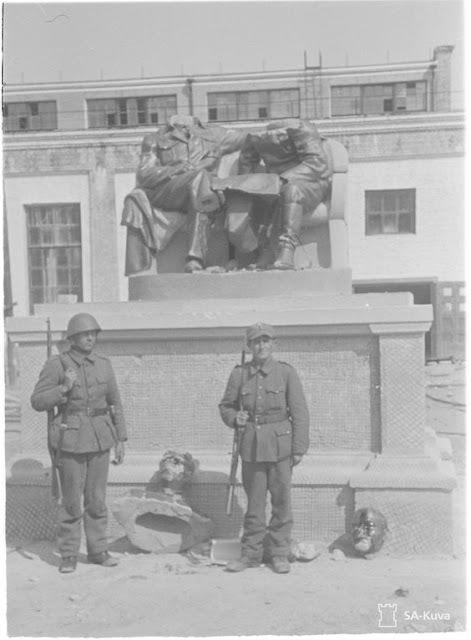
[147, 450, 197, 497]
[351, 507, 388, 556]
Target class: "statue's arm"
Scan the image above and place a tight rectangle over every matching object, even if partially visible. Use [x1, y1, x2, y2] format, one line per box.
[283, 121, 331, 182]
[136, 135, 188, 190]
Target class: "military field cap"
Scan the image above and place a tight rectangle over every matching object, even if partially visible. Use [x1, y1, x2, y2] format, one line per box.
[246, 322, 275, 342]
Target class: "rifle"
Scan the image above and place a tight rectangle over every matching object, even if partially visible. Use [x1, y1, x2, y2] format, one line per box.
[46, 318, 61, 501]
[225, 349, 246, 517]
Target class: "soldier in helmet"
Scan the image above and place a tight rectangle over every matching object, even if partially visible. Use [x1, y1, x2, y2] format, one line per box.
[31, 313, 127, 573]
[219, 323, 309, 573]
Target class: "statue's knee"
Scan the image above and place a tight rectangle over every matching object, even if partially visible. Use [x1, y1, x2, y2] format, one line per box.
[281, 183, 304, 206]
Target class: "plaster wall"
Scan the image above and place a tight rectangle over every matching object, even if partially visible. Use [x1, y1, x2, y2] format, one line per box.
[3, 174, 92, 316]
[347, 156, 464, 282]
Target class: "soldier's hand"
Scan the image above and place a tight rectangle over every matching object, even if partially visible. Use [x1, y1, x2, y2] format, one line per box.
[113, 442, 125, 465]
[63, 368, 77, 390]
[291, 454, 303, 467]
[235, 411, 249, 428]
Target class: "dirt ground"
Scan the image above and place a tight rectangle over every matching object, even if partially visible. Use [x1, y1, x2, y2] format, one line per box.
[4, 362, 467, 637]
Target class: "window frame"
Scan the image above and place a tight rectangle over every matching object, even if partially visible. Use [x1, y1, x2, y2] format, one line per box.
[331, 81, 428, 117]
[3, 100, 58, 132]
[365, 188, 416, 236]
[25, 203, 83, 312]
[87, 95, 178, 129]
[207, 88, 300, 122]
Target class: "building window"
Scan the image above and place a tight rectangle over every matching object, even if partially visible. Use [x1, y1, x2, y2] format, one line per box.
[365, 189, 416, 235]
[25, 204, 83, 311]
[331, 82, 427, 117]
[87, 95, 177, 128]
[208, 89, 300, 122]
[3, 101, 57, 132]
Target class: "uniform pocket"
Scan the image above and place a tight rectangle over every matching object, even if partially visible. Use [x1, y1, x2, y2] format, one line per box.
[158, 142, 178, 164]
[50, 421, 79, 451]
[274, 422, 292, 459]
[265, 386, 285, 411]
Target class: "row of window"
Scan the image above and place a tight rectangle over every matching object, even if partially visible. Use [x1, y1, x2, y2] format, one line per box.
[24, 190, 415, 309]
[3, 81, 429, 132]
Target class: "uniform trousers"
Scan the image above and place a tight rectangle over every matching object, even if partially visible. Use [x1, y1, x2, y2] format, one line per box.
[241, 457, 293, 561]
[57, 449, 110, 558]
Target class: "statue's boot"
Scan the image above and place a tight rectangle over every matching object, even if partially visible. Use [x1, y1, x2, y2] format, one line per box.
[273, 203, 304, 270]
[184, 211, 212, 273]
[255, 240, 275, 270]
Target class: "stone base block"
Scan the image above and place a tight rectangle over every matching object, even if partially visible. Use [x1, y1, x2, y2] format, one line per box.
[128, 268, 352, 301]
[350, 453, 456, 554]
[5, 448, 457, 554]
[353, 489, 454, 555]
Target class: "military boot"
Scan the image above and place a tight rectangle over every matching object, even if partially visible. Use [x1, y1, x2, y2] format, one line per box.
[271, 557, 290, 574]
[184, 211, 213, 273]
[226, 556, 261, 572]
[272, 203, 304, 271]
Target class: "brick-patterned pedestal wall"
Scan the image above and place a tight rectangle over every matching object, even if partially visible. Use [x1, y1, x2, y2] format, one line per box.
[6, 293, 457, 553]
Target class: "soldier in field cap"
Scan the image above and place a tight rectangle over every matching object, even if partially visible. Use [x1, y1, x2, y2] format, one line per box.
[31, 313, 127, 574]
[219, 322, 309, 573]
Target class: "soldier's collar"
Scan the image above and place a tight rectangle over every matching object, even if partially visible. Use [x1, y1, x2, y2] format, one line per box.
[68, 348, 96, 365]
[249, 356, 276, 375]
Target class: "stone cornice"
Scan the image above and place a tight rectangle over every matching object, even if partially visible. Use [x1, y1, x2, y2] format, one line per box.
[2, 112, 465, 152]
[3, 59, 436, 96]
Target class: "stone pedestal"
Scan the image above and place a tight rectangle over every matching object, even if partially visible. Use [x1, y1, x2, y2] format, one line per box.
[5, 271, 456, 553]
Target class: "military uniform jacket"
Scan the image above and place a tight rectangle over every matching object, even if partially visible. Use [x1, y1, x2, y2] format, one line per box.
[238, 119, 332, 184]
[136, 121, 246, 193]
[31, 349, 127, 454]
[219, 356, 309, 462]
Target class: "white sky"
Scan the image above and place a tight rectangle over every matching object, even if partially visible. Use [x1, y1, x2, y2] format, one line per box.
[1, 0, 465, 108]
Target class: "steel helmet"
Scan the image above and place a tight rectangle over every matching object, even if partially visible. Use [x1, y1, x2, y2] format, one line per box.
[66, 313, 102, 339]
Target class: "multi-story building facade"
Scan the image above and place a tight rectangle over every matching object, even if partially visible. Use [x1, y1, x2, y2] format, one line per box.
[3, 45, 464, 358]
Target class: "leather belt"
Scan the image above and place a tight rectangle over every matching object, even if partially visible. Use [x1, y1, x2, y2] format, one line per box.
[68, 407, 109, 417]
[250, 413, 288, 425]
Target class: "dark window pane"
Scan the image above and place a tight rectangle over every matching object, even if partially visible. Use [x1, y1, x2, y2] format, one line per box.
[366, 214, 381, 235]
[28, 228, 41, 246]
[398, 213, 413, 232]
[30, 270, 44, 286]
[365, 189, 415, 236]
[382, 214, 398, 233]
[208, 107, 218, 121]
